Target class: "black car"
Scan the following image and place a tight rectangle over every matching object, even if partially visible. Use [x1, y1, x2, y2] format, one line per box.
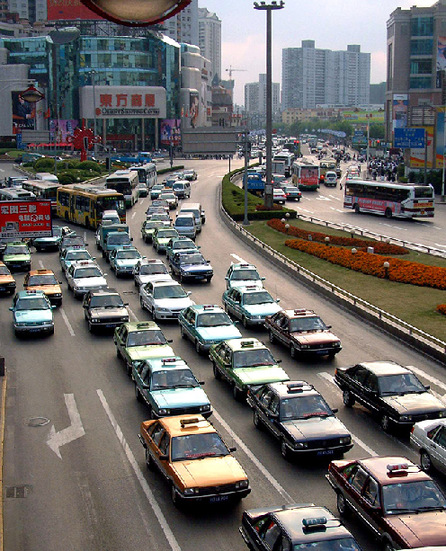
[247, 381, 352, 460]
[240, 503, 362, 551]
[169, 251, 213, 283]
[82, 288, 129, 333]
[334, 360, 446, 432]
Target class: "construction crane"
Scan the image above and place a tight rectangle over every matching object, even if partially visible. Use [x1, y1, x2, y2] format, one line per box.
[226, 66, 247, 80]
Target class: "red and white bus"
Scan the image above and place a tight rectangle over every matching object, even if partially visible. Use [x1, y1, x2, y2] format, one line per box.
[344, 180, 435, 219]
[291, 162, 320, 191]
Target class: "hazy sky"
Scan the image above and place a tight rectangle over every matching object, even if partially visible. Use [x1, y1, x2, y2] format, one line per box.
[200, 0, 435, 105]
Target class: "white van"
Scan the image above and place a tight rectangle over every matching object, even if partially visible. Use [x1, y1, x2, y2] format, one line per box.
[174, 212, 197, 239]
[35, 172, 59, 184]
[179, 202, 205, 232]
[172, 180, 191, 199]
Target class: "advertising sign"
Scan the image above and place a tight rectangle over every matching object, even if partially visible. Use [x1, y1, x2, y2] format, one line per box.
[392, 94, 408, 131]
[394, 127, 425, 149]
[0, 201, 52, 238]
[12, 91, 36, 135]
[436, 109, 446, 169]
[437, 37, 446, 87]
[160, 119, 181, 146]
[47, 0, 102, 20]
[410, 127, 433, 169]
[190, 91, 199, 129]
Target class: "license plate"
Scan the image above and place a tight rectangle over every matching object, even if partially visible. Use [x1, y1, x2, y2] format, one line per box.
[0, 287, 5, 291]
[27, 328, 40, 333]
[317, 450, 334, 456]
[210, 495, 229, 503]
[106, 323, 117, 328]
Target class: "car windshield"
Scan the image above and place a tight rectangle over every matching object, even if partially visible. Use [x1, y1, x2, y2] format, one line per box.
[74, 267, 102, 278]
[52, 227, 63, 237]
[233, 348, 276, 368]
[157, 230, 177, 238]
[161, 194, 175, 200]
[62, 238, 83, 248]
[174, 241, 195, 250]
[28, 274, 58, 286]
[127, 330, 167, 346]
[151, 368, 198, 390]
[243, 291, 274, 305]
[181, 254, 205, 265]
[378, 373, 426, 396]
[5, 245, 28, 255]
[116, 250, 140, 259]
[151, 215, 169, 221]
[16, 297, 49, 310]
[293, 539, 361, 550]
[197, 312, 232, 327]
[382, 480, 446, 514]
[231, 269, 260, 281]
[153, 285, 187, 299]
[108, 234, 131, 245]
[0, 266, 11, 275]
[140, 264, 168, 275]
[280, 395, 332, 420]
[89, 295, 124, 308]
[66, 251, 90, 261]
[289, 316, 327, 332]
[171, 433, 229, 461]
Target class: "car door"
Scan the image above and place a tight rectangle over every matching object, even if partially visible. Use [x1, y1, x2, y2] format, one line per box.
[231, 289, 243, 319]
[343, 464, 370, 523]
[260, 391, 281, 438]
[147, 422, 169, 475]
[347, 366, 374, 410]
[360, 475, 384, 539]
[183, 308, 195, 342]
[143, 282, 154, 310]
[256, 516, 289, 551]
[429, 425, 446, 474]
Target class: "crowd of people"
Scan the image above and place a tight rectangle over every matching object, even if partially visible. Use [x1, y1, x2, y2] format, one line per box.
[366, 156, 403, 182]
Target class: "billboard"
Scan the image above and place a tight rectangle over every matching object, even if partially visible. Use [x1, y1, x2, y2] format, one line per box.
[190, 91, 199, 129]
[410, 126, 434, 169]
[12, 91, 36, 135]
[47, 0, 102, 20]
[0, 201, 52, 238]
[392, 94, 408, 131]
[160, 119, 181, 146]
[437, 37, 446, 87]
[49, 119, 78, 143]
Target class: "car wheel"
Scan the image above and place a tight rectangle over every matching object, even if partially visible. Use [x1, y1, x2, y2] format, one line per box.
[381, 414, 391, 432]
[171, 484, 182, 508]
[420, 451, 432, 472]
[195, 339, 202, 354]
[242, 316, 249, 329]
[382, 540, 394, 551]
[337, 492, 348, 516]
[152, 308, 158, 321]
[206, 276, 212, 283]
[180, 325, 186, 339]
[280, 439, 291, 460]
[126, 362, 132, 377]
[290, 344, 297, 359]
[269, 330, 275, 344]
[145, 448, 154, 471]
[342, 390, 355, 408]
[87, 320, 93, 333]
[354, 204, 360, 214]
[116, 347, 122, 359]
[212, 362, 221, 380]
[135, 384, 143, 403]
[385, 208, 392, 219]
[253, 410, 263, 430]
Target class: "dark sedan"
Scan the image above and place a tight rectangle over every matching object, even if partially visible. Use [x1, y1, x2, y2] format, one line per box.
[169, 251, 213, 283]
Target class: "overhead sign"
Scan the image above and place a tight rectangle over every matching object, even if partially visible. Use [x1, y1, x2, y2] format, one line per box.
[394, 127, 425, 149]
[0, 200, 52, 238]
[182, 128, 242, 155]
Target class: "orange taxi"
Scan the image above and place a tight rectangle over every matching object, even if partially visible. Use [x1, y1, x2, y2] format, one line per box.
[0, 261, 16, 296]
[24, 269, 63, 306]
[139, 414, 250, 507]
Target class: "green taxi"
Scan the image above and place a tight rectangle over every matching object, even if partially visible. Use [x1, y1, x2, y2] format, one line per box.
[222, 286, 282, 328]
[209, 338, 289, 401]
[10, 289, 55, 337]
[141, 219, 169, 244]
[2, 241, 31, 271]
[152, 227, 179, 254]
[113, 321, 174, 375]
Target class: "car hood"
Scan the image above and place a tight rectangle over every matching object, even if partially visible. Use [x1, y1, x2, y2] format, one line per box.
[154, 297, 193, 309]
[243, 304, 282, 317]
[128, 344, 175, 361]
[73, 276, 107, 288]
[90, 306, 128, 318]
[282, 416, 350, 440]
[229, 280, 263, 289]
[0, 275, 14, 284]
[385, 510, 446, 547]
[181, 264, 212, 273]
[235, 366, 289, 385]
[290, 331, 339, 345]
[14, 309, 53, 323]
[27, 285, 61, 295]
[4, 253, 30, 262]
[152, 387, 209, 408]
[173, 456, 247, 487]
[382, 393, 445, 415]
[115, 259, 140, 267]
[197, 326, 241, 341]
[138, 274, 172, 285]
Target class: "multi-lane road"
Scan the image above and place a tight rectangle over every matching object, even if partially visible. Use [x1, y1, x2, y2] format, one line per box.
[1, 158, 445, 551]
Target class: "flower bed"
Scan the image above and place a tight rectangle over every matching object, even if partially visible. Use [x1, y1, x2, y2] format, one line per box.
[268, 218, 409, 255]
[437, 304, 446, 315]
[284, 238, 446, 290]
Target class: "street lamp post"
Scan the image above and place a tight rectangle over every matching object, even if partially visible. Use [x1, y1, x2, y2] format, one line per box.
[254, 0, 284, 210]
[89, 70, 98, 159]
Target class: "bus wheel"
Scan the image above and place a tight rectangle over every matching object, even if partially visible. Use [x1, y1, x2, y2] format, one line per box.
[354, 204, 360, 214]
[85, 217, 89, 229]
[385, 208, 392, 219]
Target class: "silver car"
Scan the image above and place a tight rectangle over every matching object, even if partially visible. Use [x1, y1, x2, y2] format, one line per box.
[410, 418, 446, 474]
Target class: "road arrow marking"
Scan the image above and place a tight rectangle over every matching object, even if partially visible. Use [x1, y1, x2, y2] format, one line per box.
[47, 394, 85, 459]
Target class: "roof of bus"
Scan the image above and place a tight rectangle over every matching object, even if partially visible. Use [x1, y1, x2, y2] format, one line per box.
[344, 179, 433, 189]
[59, 184, 124, 196]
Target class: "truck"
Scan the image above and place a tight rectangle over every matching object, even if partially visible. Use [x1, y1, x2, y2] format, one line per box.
[246, 172, 265, 195]
[97, 222, 130, 252]
[111, 151, 152, 164]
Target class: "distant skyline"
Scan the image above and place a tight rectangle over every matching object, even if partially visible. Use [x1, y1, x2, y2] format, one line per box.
[199, 0, 435, 105]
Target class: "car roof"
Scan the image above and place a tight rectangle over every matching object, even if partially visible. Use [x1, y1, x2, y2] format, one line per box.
[122, 321, 161, 332]
[237, 286, 271, 295]
[224, 338, 266, 352]
[355, 361, 409, 376]
[157, 414, 215, 438]
[356, 456, 430, 485]
[152, 280, 181, 287]
[190, 304, 224, 314]
[281, 309, 319, 319]
[71, 260, 99, 269]
[28, 269, 55, 276]
[229, 263, 257, 271]
[265, 380, 318, 399]
[86, 288, 120, 297]
[150, 359, 190, 374]
[17, 289, 47, 299]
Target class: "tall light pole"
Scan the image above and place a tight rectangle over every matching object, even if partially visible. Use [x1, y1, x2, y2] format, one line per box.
[254, 0, 284, 210]
[88, 70, 98, 159]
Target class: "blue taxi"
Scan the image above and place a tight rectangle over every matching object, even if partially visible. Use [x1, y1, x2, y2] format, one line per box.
[10, 290, 55, 337]
[222, 286, 282, 328]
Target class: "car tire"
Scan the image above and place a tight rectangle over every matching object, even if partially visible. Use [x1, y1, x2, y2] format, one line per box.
[420, 451, 432, 472]
[269, 330, 275, 344]
[195, 339, 202, 355]
[206, 276, 212, 283]
[212, 362, 221, 380]
[336, 492, 348, 517]
[342, 390, 355, 408]
[233, 384, 245, 402]
[290, 344, 297, 359]
[385, 208, 392, 219]
[382, 540, 394, 551]
[242, 316, 249, 329]
[87, 320, 93, 333]
[151, 308, 158, 321]
[145, 448, 154, 471]
[126, 362, 132, 377]
[280, 439, 291, 460]
[116, 347, 122, 359]
[381, 414, 391, 432]
[253, 410, 263, 430]
[135, 384, 143, 403]
[180, 325, 187, 339]
[354, 204, 360, 214]
[171, 484, 182, 508]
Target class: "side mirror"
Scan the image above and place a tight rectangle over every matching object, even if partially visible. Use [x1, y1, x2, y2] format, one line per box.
[425, 385, 431, 390]
[159, 454, 168, 461]
[130, 237, 133, 241]
[276, 298, 280, 303]
[9, 307, 13, 311]
[167, 339, 173, 343]
[124, 302, 129, 306]
[261, 277, 266, 281]
[332, 408, 339, 414]
[326, 324, 332, 329]
[229, 446, 237, 453]
[199, 380, 205, 385]
[187, 291, 192, 296]
[276, 359, 282, 364]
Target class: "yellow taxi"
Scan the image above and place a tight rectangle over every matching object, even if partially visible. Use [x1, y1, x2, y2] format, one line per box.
[24, 269, 63, 306]
[139, 414, 250, 507]
[0, 261, 16, 295]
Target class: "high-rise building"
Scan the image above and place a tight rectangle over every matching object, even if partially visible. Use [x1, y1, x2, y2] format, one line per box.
[244, 74, 280, 117]
[7, 0, 46, 23]
[282, 40, 370, 110]
[198, 7, 221, 82]
[162, 0, 199, 47]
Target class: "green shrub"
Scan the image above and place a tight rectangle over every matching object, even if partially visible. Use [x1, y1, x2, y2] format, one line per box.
[77, 161, 102, 172]
[157, 165, 185, 175]
[34, 158, 57, 171]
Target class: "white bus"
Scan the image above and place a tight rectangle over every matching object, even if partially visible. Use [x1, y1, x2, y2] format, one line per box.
[272, 150, 295, 176]
[344, 180, 435, 219]
[105, 169, 139, 207]
[129, 162, 157, 189]
[0, 187, 36, 201]
[22, 180, 59, 213]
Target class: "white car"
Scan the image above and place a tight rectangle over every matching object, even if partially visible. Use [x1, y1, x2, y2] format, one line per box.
[139, 280, 194, 320]
[133, 258, 173, 288]
[410, 418, 446, 474]
[66, 261, 108, 299]
[273, 188, 287, 204]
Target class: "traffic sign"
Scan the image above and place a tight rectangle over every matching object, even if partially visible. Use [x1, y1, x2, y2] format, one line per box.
[394, 128, 425, 149]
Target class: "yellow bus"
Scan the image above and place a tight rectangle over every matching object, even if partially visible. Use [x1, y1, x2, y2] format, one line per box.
[56, 184, 126, 229]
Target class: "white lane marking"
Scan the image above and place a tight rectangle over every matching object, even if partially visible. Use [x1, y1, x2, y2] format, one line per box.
[60, 307, 75, 336]
[434, 242, 446, 250]
[296, 207, 314, 213]
[212, 409, 293, 503]
[380, 223, 407, 231]
[47, 393, 86, 459]
[231, 253, 247, 263]
[127, 306, 138, 321]
[38, 260, 44, 268]
[316, 196, 331, 201]
[132, 211, 137, 219]
[84, 231, 87, 242]
[96, 389, 182, 551]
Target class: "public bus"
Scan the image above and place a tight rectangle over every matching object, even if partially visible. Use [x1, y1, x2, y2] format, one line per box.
[291, 161, 320, 191]
[0, 187, 36, 201]
[129, 162, 157, 189]
[344, 180, 435, 219]
[22, 180, 59, 213]
[272, 150, 295, 176]
[56, 184, 126, 229]
[105, 169, 139, 207]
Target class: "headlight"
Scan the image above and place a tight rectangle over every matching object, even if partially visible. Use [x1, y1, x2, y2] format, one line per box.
[157, 308, 169, 313]
[235, 480, 249, 489]
[183, 488, 198, 496]
[333, 342, 342, 348]
[439, 411, 446, 418]
[200, 404, 211, 412]
[158, 409, 169, 415]
[294, 442, 309, 449]
[91, 318, 100, 323]
[400, 415, 412, 422]
[339, 436, 351, 445]
[300, 344, 310, 349]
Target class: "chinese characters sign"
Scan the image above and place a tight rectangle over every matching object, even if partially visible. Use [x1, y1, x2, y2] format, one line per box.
[80, 86, 167, 119]
[0, 201, 52, 238]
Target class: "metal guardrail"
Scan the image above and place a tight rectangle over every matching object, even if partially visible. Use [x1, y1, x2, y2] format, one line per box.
[220, 178, 446, 364]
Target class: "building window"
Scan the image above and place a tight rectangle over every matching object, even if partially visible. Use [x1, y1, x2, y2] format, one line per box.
[410, 59, 432, 74]
[410, 38, 433, 56]
[411, 17, 433, 37]
[410, 76, 432, 89]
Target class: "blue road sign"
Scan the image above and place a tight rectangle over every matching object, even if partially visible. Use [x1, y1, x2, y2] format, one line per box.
[394, 128, 425, 149]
